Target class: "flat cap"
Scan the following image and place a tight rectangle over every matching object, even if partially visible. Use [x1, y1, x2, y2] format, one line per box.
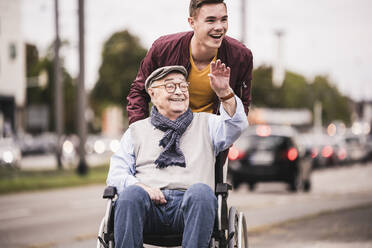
[145, 65, 188, 92]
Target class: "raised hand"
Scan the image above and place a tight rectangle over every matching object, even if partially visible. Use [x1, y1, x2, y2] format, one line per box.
[208, 59, 231, 98]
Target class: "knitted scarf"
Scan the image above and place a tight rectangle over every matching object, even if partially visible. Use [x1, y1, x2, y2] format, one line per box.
[150, 106, 194, 168]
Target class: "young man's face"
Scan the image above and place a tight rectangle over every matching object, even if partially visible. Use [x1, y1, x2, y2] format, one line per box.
[189, 3, 228, 50]
[148, 72, 190, 121]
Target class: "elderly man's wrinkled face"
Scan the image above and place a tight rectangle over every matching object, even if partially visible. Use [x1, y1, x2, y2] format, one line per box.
[148, 72, 190, 120]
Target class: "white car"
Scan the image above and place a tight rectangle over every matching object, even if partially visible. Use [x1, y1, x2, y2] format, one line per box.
[0, 137, 22, 169]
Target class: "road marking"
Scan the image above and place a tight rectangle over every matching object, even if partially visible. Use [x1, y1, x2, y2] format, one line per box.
[27, 241, 56, 248]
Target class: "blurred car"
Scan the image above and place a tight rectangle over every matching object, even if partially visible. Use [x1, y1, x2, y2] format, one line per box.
[362, 134, 372, 162]
[60, 134, 120, 166]
[61, 134, 79, 166]
[85, 135, 120, 155]
[342, 134, 367, 164]
[228, 125, 312, 192]
[297, 133, 327, 169]
[0, 137, 22, 169]
[298, 132, 346, 168]
[330, 136, 349, 165]
[18, 132, 58, 156]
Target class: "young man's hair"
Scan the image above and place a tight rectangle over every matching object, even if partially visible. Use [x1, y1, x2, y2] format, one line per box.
[189, 0, 226, 17]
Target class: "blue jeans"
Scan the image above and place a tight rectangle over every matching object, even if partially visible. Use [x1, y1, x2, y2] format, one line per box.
[114, 183, 217, 248]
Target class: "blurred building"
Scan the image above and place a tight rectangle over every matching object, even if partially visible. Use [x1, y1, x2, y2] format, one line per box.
[355, 100, 372, 125]
[101, 106, 124, 137]
[248, 107, 312, 130]
[0, 0, 26, 135]
[352, 100, 372, 136]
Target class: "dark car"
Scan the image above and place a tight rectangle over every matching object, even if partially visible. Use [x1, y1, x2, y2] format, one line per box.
[297, 133, 345, 168]
[228, 125, 312, 192]
[362, 134, 372, 162]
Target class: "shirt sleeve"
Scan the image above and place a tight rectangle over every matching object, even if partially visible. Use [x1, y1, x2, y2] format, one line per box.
[106, 128, 139, 195]
[239, 49, 253, 115]
[126, 40, 159, 124]
[208, 95, 249, 155]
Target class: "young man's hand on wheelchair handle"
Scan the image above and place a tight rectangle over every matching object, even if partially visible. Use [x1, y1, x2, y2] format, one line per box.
[136, 182, 167, 205]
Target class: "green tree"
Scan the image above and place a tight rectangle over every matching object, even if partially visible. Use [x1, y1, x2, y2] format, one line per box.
[90, 30, 147, 118]
[251, 65, 351, 125]
[25, 43, 77, 134]
[280, 71, 312, 109]
[311, 75, 351, 125]
[251, 65, 279, 107]
[26, 43, 40, 78]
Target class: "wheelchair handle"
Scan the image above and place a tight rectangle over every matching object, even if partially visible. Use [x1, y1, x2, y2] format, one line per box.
[103, 186, 117, 199]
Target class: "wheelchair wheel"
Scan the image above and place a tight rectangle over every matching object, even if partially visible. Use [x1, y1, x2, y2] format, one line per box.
[228, 207, 248, 248]
[97, 200, 115, 248]
[97, 218, 106, 248]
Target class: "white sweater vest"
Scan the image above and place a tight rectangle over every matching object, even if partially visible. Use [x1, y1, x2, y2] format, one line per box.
[130, 112, 216, 190]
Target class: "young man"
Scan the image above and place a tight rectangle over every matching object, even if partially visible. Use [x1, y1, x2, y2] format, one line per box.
[127, 0, 253, 124]
[107, 62, 248, 247]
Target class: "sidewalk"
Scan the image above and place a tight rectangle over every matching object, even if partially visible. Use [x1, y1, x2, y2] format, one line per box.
[20, 152, 111, 170]
[239, 191, 372, 231]
[249, 204, 372, 248]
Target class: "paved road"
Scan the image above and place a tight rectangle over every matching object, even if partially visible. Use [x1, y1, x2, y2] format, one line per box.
[0, 163, 372, 248]
[0, 185, 105, 248]
[249, 204, 372, 248]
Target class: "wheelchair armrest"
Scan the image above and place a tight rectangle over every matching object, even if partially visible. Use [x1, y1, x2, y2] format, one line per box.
[215, 183, 232, 197]
[103, 186, 117, 199]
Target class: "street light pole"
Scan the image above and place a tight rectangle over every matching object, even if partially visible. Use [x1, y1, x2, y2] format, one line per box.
[314, 101, 322, 134]
[272, 30, 285, 87]
[54, 0, 63, 170]
[241, 0, 247, 45]
[77, 0, 88, 175]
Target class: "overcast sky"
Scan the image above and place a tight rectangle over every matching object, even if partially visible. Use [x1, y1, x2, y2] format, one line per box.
[21, 0, 372, 101]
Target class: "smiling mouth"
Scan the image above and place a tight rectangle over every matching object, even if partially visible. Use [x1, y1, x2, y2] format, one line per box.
[169, 99, 185, 102]
[210, 34, 223, 39]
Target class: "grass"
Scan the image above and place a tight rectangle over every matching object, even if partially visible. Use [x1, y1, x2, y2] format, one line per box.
[0, 164, 109, 195]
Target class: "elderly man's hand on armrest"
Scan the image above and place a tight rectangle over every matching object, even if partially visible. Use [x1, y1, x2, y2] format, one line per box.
[208, 59, 236, 117]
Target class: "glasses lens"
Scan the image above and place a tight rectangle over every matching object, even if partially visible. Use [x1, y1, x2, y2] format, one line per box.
[162, 81, 189, 93]
[165, 83, 176, 93]
[179, 82, 189, 92]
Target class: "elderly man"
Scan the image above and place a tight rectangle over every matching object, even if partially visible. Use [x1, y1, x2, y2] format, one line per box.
[107, 60, 248, 248]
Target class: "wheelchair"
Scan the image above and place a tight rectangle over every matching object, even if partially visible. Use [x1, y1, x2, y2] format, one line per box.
[97, 150, 248, 248]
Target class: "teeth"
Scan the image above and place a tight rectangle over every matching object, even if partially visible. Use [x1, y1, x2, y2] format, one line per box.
[211, 34, 222, 38]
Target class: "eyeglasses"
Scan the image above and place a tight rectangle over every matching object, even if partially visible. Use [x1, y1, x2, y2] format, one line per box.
[151, 81, 190, 93]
